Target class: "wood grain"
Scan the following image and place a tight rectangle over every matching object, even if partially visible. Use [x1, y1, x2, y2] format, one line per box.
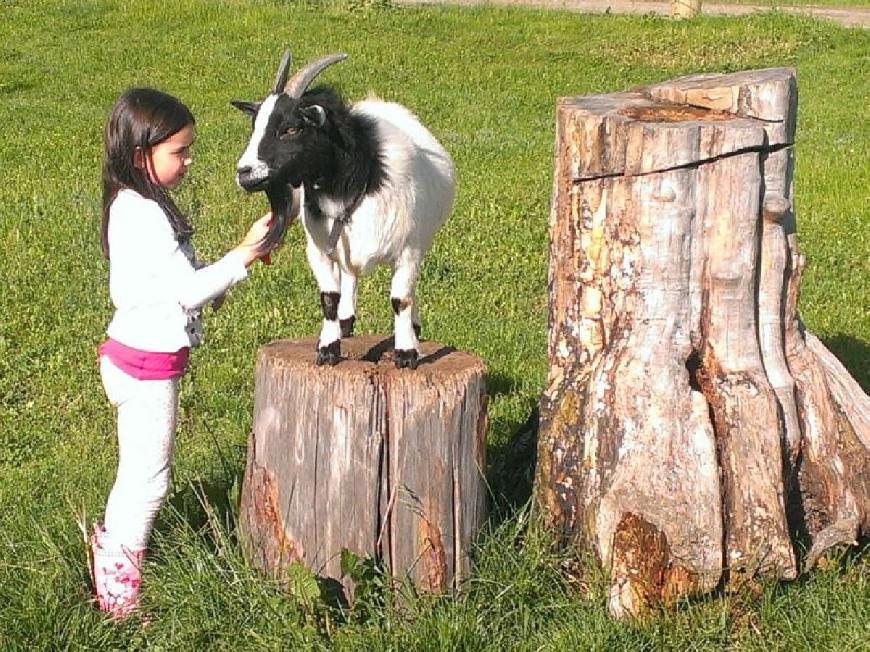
[535, 67, 870, 619]
[240, 335, 488, 597]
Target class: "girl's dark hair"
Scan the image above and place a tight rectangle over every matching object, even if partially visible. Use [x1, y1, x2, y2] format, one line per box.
[101, 88, 195, 258]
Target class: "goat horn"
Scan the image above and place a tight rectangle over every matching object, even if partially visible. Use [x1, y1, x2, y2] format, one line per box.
[284, 53, 348, 98]
[272, 49, 292, 94]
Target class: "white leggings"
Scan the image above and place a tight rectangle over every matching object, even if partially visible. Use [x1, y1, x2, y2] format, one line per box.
[100, 356, 179, 551]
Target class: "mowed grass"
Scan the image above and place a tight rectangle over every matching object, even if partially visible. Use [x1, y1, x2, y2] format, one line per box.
[1, 0, 868, 648]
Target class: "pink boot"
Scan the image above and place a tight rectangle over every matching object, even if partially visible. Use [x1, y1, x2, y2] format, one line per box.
[88, 524, 144, 618]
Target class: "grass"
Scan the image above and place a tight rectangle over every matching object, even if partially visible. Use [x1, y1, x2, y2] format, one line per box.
[0, 0, 868, 648]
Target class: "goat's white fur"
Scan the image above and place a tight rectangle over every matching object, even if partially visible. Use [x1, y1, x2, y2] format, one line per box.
[237, 95, 279, 182]
[303, 99, 455, 356]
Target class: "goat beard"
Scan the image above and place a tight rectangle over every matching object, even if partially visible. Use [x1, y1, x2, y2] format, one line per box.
[263, 182, 296, 251]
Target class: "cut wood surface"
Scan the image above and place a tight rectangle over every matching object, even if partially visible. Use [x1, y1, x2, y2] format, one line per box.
[534, 67, 870, 619]
[240, 335, 488, 596]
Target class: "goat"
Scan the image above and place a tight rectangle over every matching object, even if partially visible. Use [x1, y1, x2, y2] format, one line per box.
[232, 50, 455, 369]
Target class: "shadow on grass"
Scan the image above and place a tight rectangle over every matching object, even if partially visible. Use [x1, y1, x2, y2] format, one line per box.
[487, 406, 539, 520]
[820, 333, 868, 393]
[485, 369, 540, 520]
[157, 449, 246, 547]
[485, 372, 519, 399]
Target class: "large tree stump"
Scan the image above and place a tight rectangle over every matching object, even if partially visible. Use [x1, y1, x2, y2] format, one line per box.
[535, 67, 870, 619]
[240, 336, 488, 596]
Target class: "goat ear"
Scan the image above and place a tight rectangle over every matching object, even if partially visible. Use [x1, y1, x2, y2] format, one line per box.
[230, 100, 260, 116]
[300, 104, 327, 128]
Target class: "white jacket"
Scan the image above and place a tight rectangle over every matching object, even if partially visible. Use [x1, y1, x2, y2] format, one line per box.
[105, 189, 248, 352]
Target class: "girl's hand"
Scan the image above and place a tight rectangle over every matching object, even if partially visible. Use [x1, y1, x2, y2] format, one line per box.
[235, 212, 275, 267]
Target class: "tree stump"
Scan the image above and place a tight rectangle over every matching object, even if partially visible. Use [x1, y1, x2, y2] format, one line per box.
[535, 67, 870, 619]
[239, 335, 488, 597]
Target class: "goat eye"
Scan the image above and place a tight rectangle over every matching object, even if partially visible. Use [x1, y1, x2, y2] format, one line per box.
[279, 127, 300, 140]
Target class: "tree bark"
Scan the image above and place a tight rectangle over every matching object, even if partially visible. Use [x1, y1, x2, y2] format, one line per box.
[534, 67, 870, 619]
[240, 336, 488, 597]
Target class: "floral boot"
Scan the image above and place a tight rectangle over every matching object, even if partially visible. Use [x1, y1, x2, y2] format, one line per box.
[88, 523, 144, 618]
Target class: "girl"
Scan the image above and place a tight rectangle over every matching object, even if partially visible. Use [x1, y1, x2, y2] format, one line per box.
[92, 87, 274, 618]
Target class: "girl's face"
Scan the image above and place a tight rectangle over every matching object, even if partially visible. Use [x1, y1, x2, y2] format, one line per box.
[137, 123, 195, 189]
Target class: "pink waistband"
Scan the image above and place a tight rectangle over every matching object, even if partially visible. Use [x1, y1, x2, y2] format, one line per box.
[99, 339, 190, 380]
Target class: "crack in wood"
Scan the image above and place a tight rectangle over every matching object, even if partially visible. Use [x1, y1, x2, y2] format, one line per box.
[574, 141, 793, 183]
[376, 376, 392, 569]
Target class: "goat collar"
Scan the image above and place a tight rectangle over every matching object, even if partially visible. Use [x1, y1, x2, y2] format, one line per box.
[305, 183, 367, 256]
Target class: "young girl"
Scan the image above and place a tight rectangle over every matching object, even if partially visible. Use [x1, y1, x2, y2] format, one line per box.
[92, 87, 274, 618]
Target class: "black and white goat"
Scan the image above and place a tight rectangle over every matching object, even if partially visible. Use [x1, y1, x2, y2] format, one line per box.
[233, 51, 455, 369]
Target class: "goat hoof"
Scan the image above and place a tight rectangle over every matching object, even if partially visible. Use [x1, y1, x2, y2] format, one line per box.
[394, 349, 418, 370]
[316, 341, 341, 366]
[340, 316, 356, 338]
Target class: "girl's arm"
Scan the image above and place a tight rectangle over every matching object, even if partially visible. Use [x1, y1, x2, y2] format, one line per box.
[109, 199, 272, 312]
[175, 249, 248, 311]
[174, 213, 273, 311]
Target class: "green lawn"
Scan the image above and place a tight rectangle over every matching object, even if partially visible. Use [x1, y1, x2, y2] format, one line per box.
[0, 0, 867, 648]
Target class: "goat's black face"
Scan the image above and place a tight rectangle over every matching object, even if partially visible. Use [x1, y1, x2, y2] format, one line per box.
[233, 94, 329, 192]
